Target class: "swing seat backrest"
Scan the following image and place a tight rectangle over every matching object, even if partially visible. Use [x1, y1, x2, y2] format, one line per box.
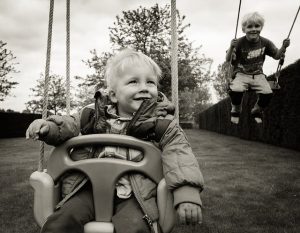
[30, 134, 176, 233]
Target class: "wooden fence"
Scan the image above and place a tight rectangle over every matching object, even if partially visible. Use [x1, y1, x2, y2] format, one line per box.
[198, 59, 300, 151]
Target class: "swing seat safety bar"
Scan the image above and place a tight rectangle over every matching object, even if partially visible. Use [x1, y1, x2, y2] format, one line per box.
[30, 134, 176, 233]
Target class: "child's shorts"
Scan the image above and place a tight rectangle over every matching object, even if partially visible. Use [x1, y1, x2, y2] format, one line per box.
[230, 72, 273, 94]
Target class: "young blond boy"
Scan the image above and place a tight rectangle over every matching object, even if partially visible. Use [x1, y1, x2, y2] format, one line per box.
[26, 49, 204, 233]
[226, 12, 290, 123]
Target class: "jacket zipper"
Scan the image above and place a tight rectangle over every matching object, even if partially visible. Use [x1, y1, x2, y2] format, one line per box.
[129, 175, 155, 227]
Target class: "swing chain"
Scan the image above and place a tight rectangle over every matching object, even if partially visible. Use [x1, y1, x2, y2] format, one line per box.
[274, 4, 299, 87]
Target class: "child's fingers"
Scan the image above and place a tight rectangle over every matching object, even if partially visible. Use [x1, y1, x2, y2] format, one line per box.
[177, 203, 202, 225]
[26, 125, 36, 139]
[197, 207, 203, 224]
[26, 120, 48, 140]
[156, 109, 167, 117]
[25, 128, 30, 139]
[177, 207, 187, 225]
[189, 205, 202, 225]
[185, 208, 192, 225]
[190, 208, 198, 224]
[39, 124, 49, 137]
[283, 38, 290, 47]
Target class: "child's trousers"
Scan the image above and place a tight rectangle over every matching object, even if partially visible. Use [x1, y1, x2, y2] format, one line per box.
[41, 183, 151, 233]
[229, 72, 273, 108]
[229, 72, 272, 94]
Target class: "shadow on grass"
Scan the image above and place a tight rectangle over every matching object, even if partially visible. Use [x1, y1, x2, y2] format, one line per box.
[1, 130, 299, 233]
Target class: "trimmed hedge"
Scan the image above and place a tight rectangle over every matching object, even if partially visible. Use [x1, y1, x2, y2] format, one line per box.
[0, 112, 41, 138]
[198, 59, 300, 151]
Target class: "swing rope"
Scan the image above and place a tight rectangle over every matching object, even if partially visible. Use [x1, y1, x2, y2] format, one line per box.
[38, 0, 71, 171]
[234, 0, 242, 39]
[171, 0, 179, 121]
[66, 0, 71, 115]
[39, 0, 54, 172]
[275, 4, 300, 83]
[287, 4, 300, 39]
[226, 0, 242, 89]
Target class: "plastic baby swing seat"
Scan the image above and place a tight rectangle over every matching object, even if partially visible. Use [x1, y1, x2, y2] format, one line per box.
[30, 134, 176, 233]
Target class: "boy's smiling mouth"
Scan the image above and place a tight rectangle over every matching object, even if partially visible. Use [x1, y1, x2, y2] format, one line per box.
[133, 97, 151, 101]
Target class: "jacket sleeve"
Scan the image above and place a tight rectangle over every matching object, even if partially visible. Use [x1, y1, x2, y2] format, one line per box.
[158, 119, 204, 207]
[41, 114, 80, 146]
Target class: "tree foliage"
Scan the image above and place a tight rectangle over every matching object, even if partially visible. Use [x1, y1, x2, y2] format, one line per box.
[26, 74, 73, 115]
[74, 84, 96, 110]
[213, 62, 231, 100]
[76, 4, 214, 118]
[179, 87, 211, 121]
[0, 40, 18, 101]
[75, 50, 112, 90]
[109, 4, 212, 97]
[74, 50, 112, 108]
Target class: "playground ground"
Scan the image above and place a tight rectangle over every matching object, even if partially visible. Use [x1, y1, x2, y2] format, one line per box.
[0, 129, 299, 233]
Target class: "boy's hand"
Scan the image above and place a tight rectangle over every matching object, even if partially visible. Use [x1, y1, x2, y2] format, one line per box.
[177, 202, 202, 225]
[282, 38, 290, 48]
[230, 39, 238, 48]
[156, 102, 175, 117]
[26, 119, 50, 140]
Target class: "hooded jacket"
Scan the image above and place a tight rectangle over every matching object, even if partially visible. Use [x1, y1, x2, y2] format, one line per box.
[41, 91, 204, 229]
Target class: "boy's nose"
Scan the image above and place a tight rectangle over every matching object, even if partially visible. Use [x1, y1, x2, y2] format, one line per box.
[139, 83, 148, 91]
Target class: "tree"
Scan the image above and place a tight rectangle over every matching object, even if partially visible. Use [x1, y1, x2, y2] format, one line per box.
[26, 74, 73, 115]
[109, 4, 213, 97]
[77, 4, 213, 119]
[213, 62, 231, 100]
[74, 50, 112, 108]
[75, 50, 112, 90]
[74, 84, 96, 110]
[0, 40, 18, 101]
[179, 86, 212, 122]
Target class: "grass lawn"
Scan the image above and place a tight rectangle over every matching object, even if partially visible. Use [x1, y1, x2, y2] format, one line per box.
[0, 138, 53, 233]
[0, 130, 299, 233]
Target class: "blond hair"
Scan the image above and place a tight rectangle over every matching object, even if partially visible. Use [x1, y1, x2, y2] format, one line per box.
[241, 12, 265, 32]
[105, 49, 161, 91]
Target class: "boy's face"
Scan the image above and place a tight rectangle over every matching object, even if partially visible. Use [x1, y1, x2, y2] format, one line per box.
[109, 63, 158, 117]
[244, 22, 262, 42]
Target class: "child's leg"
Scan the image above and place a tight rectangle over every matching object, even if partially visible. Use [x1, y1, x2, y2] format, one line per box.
[41, 183, 94, 233]
[229, 91, 243, 124]
[229, 91, 243, 112]
[229, 72, 250, 113]
[112, 196, 152, 233]
[228, 73, 250, 123]
[251, 74, 273, 122]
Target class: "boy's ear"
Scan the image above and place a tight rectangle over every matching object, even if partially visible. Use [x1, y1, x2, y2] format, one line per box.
[109, 90, 118, 103]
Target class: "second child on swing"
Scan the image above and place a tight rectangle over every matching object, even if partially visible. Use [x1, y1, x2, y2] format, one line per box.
[226, 12, 290, 124]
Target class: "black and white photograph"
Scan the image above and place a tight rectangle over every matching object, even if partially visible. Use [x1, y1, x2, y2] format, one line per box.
[0, 0, 299, 233]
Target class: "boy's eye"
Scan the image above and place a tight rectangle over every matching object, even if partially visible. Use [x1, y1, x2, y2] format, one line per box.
[247, 24, 261, 29]
[148, 80, 157, 85]
[128, 80, 137, 84]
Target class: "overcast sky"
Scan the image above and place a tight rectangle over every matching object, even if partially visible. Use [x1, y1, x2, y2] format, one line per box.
[0, 0, 299, 112]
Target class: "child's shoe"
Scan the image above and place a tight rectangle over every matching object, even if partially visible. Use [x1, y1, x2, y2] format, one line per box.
[251, 108, 263, 124]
